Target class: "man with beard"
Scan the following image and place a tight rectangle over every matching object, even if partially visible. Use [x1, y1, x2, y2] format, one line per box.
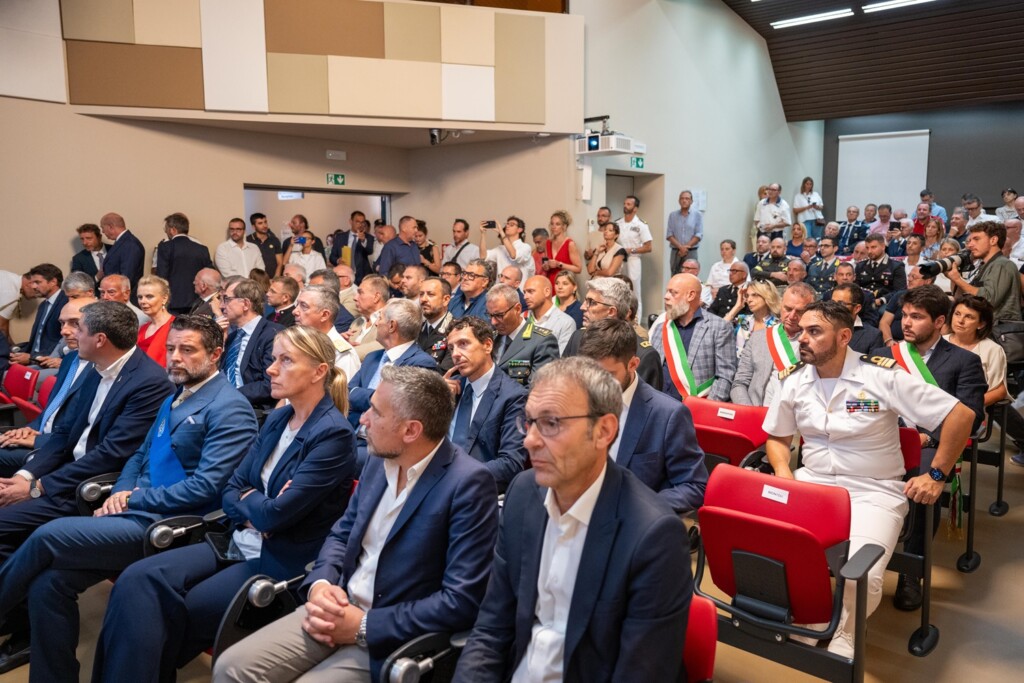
[0, 315, 257, 678]
[650, 273, 735, 402]
[416, 277, 455, 372]
[762, 301, 975, 658]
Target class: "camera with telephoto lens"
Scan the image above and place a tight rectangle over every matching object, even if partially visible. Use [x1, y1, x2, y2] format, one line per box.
[919, 250, 973, 278]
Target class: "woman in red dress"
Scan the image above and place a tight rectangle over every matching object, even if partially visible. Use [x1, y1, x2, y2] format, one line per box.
[136, 275, 175, 368]
[541, 210, 582, 286]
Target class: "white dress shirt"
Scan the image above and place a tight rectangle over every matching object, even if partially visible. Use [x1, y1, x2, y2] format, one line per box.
[512, 463, 608, 683]
[486, 239, 535, 280]
[533, 305, 576, 355]
[609, 373, 640, 462]
[441, 240, 480, 270]
[71, 346, 137, 461]
[215, 239, 264, 278]
[346, 441, 442, 610]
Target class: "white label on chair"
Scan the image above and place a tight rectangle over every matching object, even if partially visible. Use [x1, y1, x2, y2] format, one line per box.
[762, 484, 789, 504]
[716, 407, 736, 420]
[24, 372, 31, 380]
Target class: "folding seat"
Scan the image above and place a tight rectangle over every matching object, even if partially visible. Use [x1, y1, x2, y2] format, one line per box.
[684, 594, 718, 683]
[683, 397, 769, 471]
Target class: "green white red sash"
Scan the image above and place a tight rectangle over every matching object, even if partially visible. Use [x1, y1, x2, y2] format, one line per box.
[662, 320, 713, 398]
[766, 324, 799, 371]
[892, 341, 963, 531]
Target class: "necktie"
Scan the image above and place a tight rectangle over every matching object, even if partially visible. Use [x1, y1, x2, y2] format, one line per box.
[32, 300, 51, 353]
[171, 387, 192, 409]
[494, 335, 508, 360]
[368, 354, 391, 390]
[97, 251, 105, 270]
[39, 359, 81, 430]
[451, 382, 475, 449]
[224, 331, 246, 387]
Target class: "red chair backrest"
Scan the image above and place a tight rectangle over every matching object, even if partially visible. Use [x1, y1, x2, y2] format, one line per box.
[11, 396, 42, 422]
[684, 397, 769, 466]
[3, 364, 39, 402]
[684, 594, 718, 683]
[37, 374, 58, 409]
[699, 466, 851, 625]
[899, 426, 921, 472]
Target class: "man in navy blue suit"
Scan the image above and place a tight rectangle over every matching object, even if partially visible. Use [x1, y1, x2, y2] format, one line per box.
[155, 212, 213, 315]
[9, 263, 67, 367]
[0, 301, 173, 563]
[454, 357, 692, 682]
[347, 298, 437, 433]
[444, 316, 527, 493]
[69, 223, 107, 286]
[221, 278, 284, 410]
[213, 365, 499, 683]
[98, 213, 145, 302]
[0, 298, 99, 476]
[579, 318, 707, 513]
[329, 211, 375, 284]
[0, 315, 258, 679]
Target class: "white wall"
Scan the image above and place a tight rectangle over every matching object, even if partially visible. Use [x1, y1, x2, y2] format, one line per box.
[573, 0, 824, 315]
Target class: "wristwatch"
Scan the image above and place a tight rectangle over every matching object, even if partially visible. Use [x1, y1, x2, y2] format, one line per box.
[29, 479, 41, 499]
[928, 467, 946, 482]
[355, 614, 368, 649]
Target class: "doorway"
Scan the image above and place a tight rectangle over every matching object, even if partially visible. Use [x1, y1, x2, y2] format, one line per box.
[243, 186, 389, 247]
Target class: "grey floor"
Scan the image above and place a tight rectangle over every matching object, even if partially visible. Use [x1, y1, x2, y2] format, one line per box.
[2, 455, 1022, 682]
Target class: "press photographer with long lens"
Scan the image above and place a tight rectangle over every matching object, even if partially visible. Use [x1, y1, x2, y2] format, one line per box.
[939, 221, 1021, 322]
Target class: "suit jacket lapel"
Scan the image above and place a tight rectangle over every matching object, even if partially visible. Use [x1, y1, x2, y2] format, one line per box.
[169, 374, 219, 432]
[688, 317, 709, 359]
[466, 373, 501, 450]
[564, 465, 622, 665]
[346, 465, 388, 574]
[616, 382, 651, 468]
[266, 398, 331, 494]
[926, 338, 951, 379]
[517, 483, 549, 654]
[239, 318, 264, 369]
[385, 441, 453, 544]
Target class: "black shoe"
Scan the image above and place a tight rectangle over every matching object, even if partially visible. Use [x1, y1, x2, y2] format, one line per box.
[1010, 452, 1024, 467]
[893, 574, 923, 612]
[0, 632, 30, 674]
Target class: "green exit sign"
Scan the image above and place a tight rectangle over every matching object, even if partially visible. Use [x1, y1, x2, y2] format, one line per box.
[326, 173, 346, 186]
[629, 157, 645, 169]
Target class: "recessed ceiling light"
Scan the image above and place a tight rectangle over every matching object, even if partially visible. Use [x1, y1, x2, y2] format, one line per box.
[863, 0, 938, 13]
[771, 8, 854, 29]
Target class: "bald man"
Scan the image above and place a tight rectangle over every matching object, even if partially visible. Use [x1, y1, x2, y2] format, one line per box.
[650, 274, 736, 401]
[333, 263, 359, 316]
[522, 275, 576, 354]
[98, 212, 145, 300]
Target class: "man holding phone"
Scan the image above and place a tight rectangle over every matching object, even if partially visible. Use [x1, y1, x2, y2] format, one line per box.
[479, 216, 535, 281]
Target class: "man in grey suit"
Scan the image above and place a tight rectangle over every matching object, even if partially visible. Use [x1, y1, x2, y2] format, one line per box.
[651, 274, 736, 402]
[731, 283, 817, 406]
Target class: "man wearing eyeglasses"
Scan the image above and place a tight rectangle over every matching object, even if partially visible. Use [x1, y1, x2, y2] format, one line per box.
[487, 284, 558, 386]
[754, 183, 791, 241]
[708, 262, 749, 318]
[454, 357, 692, 682]
[447, 259, 491, 322]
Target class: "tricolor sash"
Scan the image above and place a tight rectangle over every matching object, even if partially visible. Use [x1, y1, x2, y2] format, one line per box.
[662, 320, 714, 398]
[891, 341, 963, 531]
[766, 324, 799, 371]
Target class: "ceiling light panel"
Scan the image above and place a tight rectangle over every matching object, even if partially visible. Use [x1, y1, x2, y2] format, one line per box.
[771, 9, 855, 29]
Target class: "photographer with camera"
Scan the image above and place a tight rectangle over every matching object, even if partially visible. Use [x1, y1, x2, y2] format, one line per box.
[945, 221, 1022, 322]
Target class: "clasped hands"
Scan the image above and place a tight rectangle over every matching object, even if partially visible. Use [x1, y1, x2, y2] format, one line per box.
[303, 583, 365, 646]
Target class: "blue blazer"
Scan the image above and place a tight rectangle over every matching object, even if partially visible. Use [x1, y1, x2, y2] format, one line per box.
[302, 440, 498, 682]
[618, 378, 707, 513]
[333, 305, 355, 334]
[221, 395, 356, 579]
[111, 373, 257, 517]
[454, 463, 692, 683]
[71, 248, 103, 280]
[347, 344, 438, 428]
[453, 369, 527, 493]
[25, 348, 174, 497]
[103, 230, 146, 293]
[224, 317, 284, 409]
[26, 290, 67, 356]
[447, 289, 488, 321]
[27, 352, 100, 451]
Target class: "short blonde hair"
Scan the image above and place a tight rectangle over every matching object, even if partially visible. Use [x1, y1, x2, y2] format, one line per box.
[137, 275, 170, 298]
[746, 280, 781, 317]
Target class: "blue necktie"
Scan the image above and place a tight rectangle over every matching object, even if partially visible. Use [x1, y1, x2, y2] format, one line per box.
[32, 300, 51, 354]
[224, 330, 246, 387]
[39, 358, 80, 430]
[451, 382, 474, 449]
[368, 354, 391, 390]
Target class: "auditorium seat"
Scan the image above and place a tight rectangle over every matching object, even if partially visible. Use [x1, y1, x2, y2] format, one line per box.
[684, 397, 769, 471]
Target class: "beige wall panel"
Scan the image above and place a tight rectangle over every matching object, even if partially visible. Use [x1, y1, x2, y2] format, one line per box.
[264, 0, 384, 58]
[0, 29, 66, 103]
[494, 13, 545, 124]
[133, 0, 201, 48]
[440, 5, 494, 66]
[60, 0, 134, 43]
[383, 2, 440, 63]
[66, 40, 204, 109]
[442, 64, 495, 122]
[268, 53, 329, 114]
[328, 56, 441, 119]
[543, 12, 583, 133]
[200, 0, 268, 112]
[1, 0, 62, 35]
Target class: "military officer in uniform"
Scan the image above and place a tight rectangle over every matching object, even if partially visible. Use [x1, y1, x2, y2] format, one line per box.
[485, 284, 558, 385]
[417, 276, 455, 372]
[763, 300, 976, 659]
[856, 233, 907, 307]
[708, 262, 749, 317]
[806, 236, 842, 295]
[751, 238, 790, 288]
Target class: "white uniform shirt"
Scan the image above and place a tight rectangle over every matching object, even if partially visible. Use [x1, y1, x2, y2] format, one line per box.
[533, 305, 576, 355]
[616, 215, 653, 294]
[345, 442, 442, 610]
[327, 327, 362, 382]
[763, 347, 959, 481]
[706, 258, 739, 290]
[215, 240, 264, 279]
[511, 464, 607, 683]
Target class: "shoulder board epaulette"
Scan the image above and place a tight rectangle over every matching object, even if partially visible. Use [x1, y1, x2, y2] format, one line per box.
[777, 361, 804, 380]
[861, 355, 897, 369]
[533, 326, 552, 337]
[639, 340, 652, 348]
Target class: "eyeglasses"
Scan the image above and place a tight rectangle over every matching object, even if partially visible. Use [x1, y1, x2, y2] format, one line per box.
[461, 271, 485, 281]
[488, 305, 517, 320]
[582, 297, 611, 309]
[682, 265, 700, 272]
[516, 414, 597, 437]
[728, 268, 746, 273]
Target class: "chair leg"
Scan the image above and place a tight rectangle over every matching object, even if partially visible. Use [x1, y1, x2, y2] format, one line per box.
[957, 443, 982, 573]
[990, 403, 1009, 516]
[909, 501, 939, 657]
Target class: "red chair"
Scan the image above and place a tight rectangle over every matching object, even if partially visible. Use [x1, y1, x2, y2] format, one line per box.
[684, 594, 717, 683]
[0, 364, 40, 403]
[684, 397, 769, 470]
[9, 374, 57, 423]
[695, 465, 883, 683]
[37, 374, 57, 409]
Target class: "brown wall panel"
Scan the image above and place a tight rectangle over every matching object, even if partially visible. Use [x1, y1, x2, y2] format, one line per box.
[66, 40, 204, 109]
[264, 0, 384, 58]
